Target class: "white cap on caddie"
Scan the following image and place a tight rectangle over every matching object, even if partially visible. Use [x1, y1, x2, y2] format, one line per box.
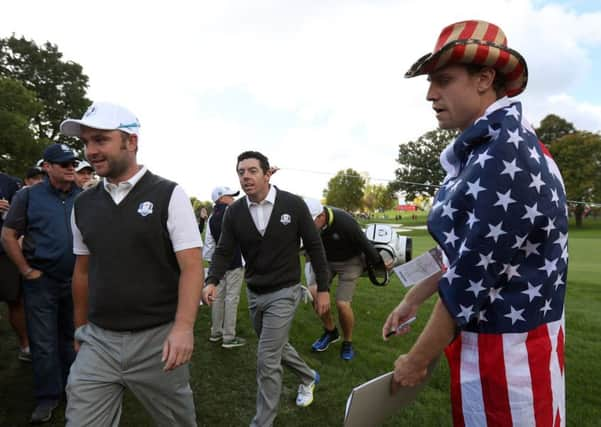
[211, 186, 240, 203]
[60, 102, 140, 137]
[303, 197, 324, 220]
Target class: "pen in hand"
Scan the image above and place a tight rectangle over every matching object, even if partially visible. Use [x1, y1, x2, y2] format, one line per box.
[385, 316, 417, 338]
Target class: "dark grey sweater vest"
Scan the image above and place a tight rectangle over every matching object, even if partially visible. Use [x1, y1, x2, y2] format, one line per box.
[74, 171, 179, 331]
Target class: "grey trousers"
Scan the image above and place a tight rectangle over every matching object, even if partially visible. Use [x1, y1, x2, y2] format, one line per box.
[65, 322, 197, 427]
[211, 267, 244, 341]
[247, 285, 314, 427]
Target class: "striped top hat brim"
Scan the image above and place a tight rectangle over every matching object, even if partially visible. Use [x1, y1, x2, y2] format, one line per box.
[405, 20, 528, 97]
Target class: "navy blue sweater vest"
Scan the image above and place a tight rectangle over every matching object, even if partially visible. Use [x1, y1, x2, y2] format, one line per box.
[74, 171, 179, 331]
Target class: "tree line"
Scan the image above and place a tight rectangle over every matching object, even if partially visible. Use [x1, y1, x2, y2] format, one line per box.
[2, 35, 599, 226]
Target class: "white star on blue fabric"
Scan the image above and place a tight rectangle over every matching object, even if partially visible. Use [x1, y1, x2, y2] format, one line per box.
[466, 210, 479, 229]
[444, 266, 460, 285]
[512, 234, 528, 249]
[503, 263, 521, 281]
[550, 189, 560, 205]
[458, 304, 474, 322]
[542, 217, 556, 236]
[486, 222, 507, 242]
[465, 279, 485, 297]
[494, 190, 516, 211]
[554, 232, 568, 249]
[505, 305, 526, 325]
[501, 159, 523, 180]
[553, 275, 565, 290]
[504, 105, 520, 120]
[522, 203, 542, 224]
[528, 146, 541, 163]
[478, 309, 488, 322]
[506, 128, 524, 149]
[540, 299, 552, 316]
[522, 282, 542, 302]
[465, 178, 486, 199]
[476, 251, 496, 270]
[474, 150, 494, 168]
[443, 229, 460, 247]
[441, 203, 458, 219]
[539, 257, 558, 277]
[489, 287, 504, 303]
[521, 240, 541, 258]
[529, 172, 545, 193]
[458, 240, 471, 254]
[561, 246, 569, 263]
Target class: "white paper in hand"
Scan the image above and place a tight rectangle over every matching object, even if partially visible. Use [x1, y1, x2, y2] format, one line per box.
[393, 247, 444, 288]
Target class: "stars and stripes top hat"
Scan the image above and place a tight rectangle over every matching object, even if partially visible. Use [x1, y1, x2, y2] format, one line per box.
[405, 20, 528, 97]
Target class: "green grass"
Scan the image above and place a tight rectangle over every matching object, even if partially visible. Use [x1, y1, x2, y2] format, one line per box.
[1, 220, 600, 426]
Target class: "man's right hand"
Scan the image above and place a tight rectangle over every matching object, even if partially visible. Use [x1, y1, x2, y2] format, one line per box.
[201, 284, 217, 305]
[382, 300, 418, 340]
[0, 198, 10, 213]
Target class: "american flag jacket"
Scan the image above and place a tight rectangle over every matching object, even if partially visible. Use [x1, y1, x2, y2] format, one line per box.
[428, 97, 568, 427]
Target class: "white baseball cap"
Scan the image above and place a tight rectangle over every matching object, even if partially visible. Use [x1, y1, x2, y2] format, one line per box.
[75, 160, 93, 173]
[60, 102, 140, 137]
[303, 197, 324, 220]
[211, 186, 240, 203]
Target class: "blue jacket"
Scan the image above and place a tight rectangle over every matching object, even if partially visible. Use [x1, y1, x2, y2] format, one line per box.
[15, 179, 80, 281]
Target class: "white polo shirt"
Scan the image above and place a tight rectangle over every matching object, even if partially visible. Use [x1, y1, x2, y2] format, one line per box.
[246, 185, 276, 236]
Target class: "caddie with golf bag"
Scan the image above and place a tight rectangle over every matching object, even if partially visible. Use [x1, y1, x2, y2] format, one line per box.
[303, 198, 397, 361]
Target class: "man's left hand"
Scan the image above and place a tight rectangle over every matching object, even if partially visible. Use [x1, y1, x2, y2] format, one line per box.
[390, 353, 428, 394]
[162, 326, 194, 371]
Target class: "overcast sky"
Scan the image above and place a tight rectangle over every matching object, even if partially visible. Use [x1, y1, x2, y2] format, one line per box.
[2, 0, 600, 202]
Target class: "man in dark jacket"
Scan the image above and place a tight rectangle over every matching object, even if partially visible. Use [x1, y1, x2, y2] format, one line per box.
[303, 197, 390, 361]
[203, 151, 330, 427]
[1, 143, 81, 424]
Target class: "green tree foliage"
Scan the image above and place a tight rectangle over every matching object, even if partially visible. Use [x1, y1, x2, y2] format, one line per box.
[549, 131, 601, 227]
[0, 77, 43, 177]
[0, 35, 91, 149]
[536, 114, 576, 146]
[391, 128, 458, 199]
[363, 183, 397, 212]
[190, 197, 213, 219]
[324, 169, 365, 212]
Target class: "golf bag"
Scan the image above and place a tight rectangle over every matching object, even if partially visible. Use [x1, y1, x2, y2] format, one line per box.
[364, 223, 412, 286]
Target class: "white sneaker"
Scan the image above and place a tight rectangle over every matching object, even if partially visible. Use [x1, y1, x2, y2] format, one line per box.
[296, 370, 320, 407]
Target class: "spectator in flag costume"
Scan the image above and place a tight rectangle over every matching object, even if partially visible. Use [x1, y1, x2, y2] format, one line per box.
[382, 20, 567, 426]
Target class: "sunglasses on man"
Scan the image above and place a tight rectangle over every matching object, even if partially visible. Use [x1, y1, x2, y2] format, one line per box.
[52, 160, 79, 168]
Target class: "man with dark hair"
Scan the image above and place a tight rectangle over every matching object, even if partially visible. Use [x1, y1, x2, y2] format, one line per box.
[24, 167, 45, 187]
[203, 150, 330, 427]
[303, 197, 390, 361]
[1, 144, 81, 424]
[383, 20, 568, 426]
[0, 171, 30, 363]
[60, 102, 203, 426]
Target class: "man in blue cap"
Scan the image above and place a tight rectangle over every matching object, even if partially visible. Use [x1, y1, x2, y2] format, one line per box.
[1, 143, 81, 424]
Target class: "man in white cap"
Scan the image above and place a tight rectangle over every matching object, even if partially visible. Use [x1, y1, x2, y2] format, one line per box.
[203, 185, 246, 348]
[303, 197, 389, 361]
[73, 160, 94, 188]
[60, 102, 203, 426]
[383, 20, 568, 426]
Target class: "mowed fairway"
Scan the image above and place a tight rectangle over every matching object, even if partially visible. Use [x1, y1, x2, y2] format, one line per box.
[1, 220, 599, 426]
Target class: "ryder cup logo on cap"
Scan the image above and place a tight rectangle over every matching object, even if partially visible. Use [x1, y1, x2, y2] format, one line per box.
[137, 201, 154, 217]
[60, 102, 141, 137]
[211, 186, 240, 203]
